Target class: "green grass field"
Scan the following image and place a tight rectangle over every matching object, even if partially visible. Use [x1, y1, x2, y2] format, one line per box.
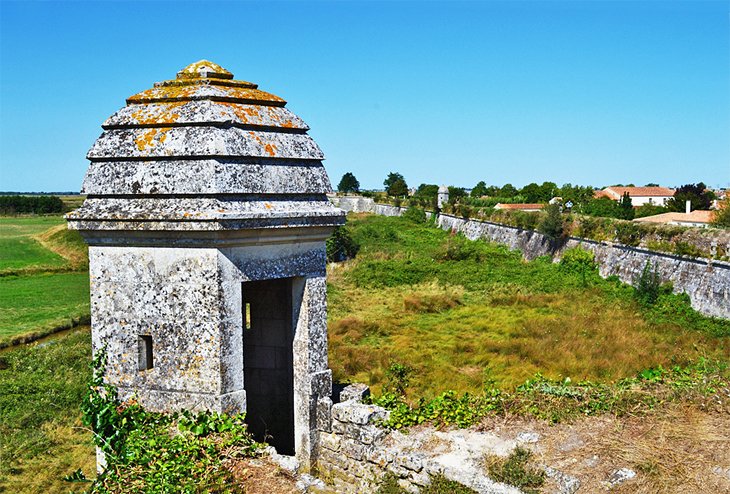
[328, 214, 730, 398]
[0, 328, 94, 494]
[0, 216, 89, 346]
[0, 216, 68, 274]
[0, 272, 90, 344]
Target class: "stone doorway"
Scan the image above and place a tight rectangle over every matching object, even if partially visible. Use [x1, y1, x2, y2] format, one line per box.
[242, 278, 295, 455]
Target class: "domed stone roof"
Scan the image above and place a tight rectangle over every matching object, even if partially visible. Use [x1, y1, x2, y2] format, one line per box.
[68, 60, 344, 237]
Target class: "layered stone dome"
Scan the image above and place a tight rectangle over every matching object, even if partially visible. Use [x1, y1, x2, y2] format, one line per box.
[68, 60, 344, 236]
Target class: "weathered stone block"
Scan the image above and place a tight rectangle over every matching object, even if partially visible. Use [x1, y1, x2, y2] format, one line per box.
[395, 453, 424, 473]
[366, 446, 395, 468]
[316, 396, 333, 433]
[344, 423, 387, 445]
[340, 439, 367, 461]
[339, 383, 370, 403]
[319, 432, 340, 452]
[331, 402, 390, 425]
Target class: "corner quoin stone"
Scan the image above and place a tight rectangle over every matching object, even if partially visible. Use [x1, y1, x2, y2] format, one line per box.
[67, 60, 345, 471]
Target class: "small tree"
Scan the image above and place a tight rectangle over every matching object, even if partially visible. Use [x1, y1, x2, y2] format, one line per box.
[447, 186, 466, 204]
[384, 172, 408, 197]
[712, 198, 730, 227]
[634, 261, 661, 306]
[471, 181, 488, 198]
[337, 172, 360, 193]
[667, 182, 714, 212]
[538, 203, 565, 239]
[617, 192, 635, 220]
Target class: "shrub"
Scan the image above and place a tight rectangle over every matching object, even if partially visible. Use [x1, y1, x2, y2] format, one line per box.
[402, 206, 428, 224]
[634, 261, 661, 306]
[559, 247, 596, 285]
[486, 447, 545, 494]
[538, 203, 565, 239]
[82, 350, 260, 493]
[673, 241, 702, 258]
[438, 234, 484, 261]
[615, 222, 641, 246]
[385, 362, 413, 396]
[326, 225, 360, 262]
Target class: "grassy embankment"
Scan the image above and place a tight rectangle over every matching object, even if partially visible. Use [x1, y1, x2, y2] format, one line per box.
[327, 213, 730, 398]
[0, 215, 89, 347]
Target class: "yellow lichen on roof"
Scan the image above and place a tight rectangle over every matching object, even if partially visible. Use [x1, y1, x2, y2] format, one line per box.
[155, 77, 257, 89]
[264, 143, 277, 156]
[134, 126, 173, 152]
[130, 102, 184, 126]
[217, 101, 265, 124]
[127, 85, 285, 105]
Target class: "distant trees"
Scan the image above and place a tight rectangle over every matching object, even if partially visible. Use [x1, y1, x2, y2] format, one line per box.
[337, 172, 360, 193]
[520, 182, 558, 203]
[582, 197, 623, 219]
[447, 186, 466, 204]
[384, 172, 408, 197]
[666, 182, 714, 212]
[470, 181, 488, 198]
[412, 184, 439, 208]
[0, 195, 64, 214]
[635, 203, 668, 219]
[500, 183, 518, 198]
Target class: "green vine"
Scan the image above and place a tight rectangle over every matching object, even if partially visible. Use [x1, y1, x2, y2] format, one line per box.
[73, 348, 262, 493]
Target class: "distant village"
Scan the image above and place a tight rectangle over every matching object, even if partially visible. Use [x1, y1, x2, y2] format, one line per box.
[334, 171, 730, 229]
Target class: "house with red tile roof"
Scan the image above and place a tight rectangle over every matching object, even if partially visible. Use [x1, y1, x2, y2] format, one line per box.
[594, 186, 675, 207]
[633, 210, 713, 228]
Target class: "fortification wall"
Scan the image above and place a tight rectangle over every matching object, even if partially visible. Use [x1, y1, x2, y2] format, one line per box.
[329, 196, 729, 319]
[437, 214, 730, 320]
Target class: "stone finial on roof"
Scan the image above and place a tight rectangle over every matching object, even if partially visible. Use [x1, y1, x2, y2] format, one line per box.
[176, 59, 234, 79]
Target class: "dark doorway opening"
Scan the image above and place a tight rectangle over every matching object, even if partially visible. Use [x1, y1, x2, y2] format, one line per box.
[242, 278, 295, 455]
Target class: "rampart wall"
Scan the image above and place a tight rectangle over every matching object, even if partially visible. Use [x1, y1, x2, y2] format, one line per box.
[329, 196, 730, 319]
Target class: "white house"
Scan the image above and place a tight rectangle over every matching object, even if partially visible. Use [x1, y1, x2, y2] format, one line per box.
[595, 186, 675, 207]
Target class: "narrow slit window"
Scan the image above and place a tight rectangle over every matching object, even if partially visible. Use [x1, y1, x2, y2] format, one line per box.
[138, 335, 153, 371]
[245, 302, 252, 330]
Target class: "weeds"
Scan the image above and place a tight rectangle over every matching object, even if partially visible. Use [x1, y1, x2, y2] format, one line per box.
[634, 261, 661, 306]
[376, 472, 477, 494]
[81, 347, 262, 493]
[329, 215, 730, 398]
[485, 447, 545, 494]
[369, 359, 729, 429]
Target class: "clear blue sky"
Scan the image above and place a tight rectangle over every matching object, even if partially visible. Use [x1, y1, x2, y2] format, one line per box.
[1, 0, 728, 192]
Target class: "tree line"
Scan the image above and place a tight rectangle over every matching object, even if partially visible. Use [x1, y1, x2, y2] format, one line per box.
[0, 195, 64, 214]
[336, 172, 728, 226]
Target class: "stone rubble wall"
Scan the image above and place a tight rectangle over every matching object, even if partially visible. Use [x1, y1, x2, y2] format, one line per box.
[316, 389, 522, 494]
[328, 196, 730, 319]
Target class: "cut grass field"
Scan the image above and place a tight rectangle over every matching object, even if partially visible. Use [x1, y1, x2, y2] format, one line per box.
[327, 214, 730, 398]
[0, 216, 68, 274]
[0, 215, 90, 346]
[0, 272, 90, 345]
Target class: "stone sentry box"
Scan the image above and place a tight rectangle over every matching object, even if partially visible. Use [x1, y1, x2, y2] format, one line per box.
[67, 60, 344, 468]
